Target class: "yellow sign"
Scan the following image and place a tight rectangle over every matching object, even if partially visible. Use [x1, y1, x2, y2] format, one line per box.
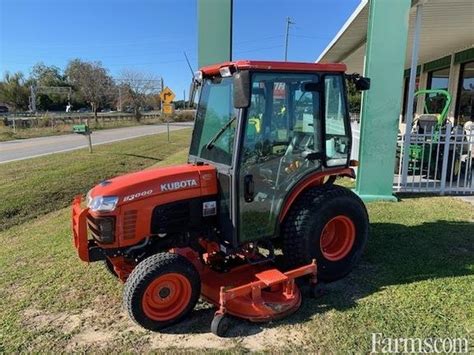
[162, 103, 174, 115]
[160, 87, 176, 104]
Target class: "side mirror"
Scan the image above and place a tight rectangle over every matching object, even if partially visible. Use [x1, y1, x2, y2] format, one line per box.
[233, 71, 251, 108]
[347, 74, 371, 91]
[355, 76, 371, 91]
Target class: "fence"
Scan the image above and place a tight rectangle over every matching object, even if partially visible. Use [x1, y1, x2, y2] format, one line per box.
[394, 123, 474, 194]
[3, 112, 163, 127]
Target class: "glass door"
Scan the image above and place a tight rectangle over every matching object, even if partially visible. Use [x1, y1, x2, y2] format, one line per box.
[238, 72, 322, 242]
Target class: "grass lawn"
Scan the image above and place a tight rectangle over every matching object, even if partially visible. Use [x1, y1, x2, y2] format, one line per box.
[0, 132, 472, 351]
[0, 128, 192, 231]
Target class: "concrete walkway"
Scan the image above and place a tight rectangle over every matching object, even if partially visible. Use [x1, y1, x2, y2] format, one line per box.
[0, 122, 193, 164]
[457, 195, 474, 207]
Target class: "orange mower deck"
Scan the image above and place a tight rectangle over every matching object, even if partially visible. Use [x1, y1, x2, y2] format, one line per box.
[176, 248, 317, 328]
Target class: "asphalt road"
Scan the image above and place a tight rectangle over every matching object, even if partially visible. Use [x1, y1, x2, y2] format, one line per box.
[0, 122, 193, 164]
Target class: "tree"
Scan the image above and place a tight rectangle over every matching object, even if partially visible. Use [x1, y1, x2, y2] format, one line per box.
[65, 59, 114, 121]
[29, 63, 70, 111]
[346, 80, 362, 114]
[0, 72, 30, 112]
[30, 63, 65, 87]
[119, 70, 160, 121]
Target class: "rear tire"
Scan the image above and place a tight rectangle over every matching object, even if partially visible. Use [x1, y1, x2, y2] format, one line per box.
[282, 185, 368, 282]
[123, 252, 201, 331]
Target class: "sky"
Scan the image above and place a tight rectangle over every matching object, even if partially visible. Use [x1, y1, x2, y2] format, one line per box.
[0, 0, 360, 98]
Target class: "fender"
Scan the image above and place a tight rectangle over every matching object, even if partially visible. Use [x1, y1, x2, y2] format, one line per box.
[278, 167, 355, 222]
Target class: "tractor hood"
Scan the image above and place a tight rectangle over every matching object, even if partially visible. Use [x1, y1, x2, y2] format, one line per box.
[87, 163, 217, 209]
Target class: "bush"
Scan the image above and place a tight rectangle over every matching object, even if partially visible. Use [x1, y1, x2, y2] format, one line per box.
[172, 110, 195, 122]
[38, 114, 52, 128]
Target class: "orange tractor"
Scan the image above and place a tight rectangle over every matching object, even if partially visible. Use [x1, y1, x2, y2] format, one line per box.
[72, 60, 370, 336]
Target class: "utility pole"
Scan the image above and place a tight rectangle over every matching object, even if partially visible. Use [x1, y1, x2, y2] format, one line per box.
[29, 85, 36, 112]
[118, 86, 122, 111]
[284, 17, 295, 61]
[183, 89, 186, 109]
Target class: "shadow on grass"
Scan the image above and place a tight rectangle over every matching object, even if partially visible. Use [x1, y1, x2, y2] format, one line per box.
[287, 220, 473, 331]
[161, 220, 473, 336]
[117, 153, 163, 161]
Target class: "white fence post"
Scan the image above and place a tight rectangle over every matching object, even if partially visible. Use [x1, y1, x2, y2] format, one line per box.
[439, 123, 452, 195]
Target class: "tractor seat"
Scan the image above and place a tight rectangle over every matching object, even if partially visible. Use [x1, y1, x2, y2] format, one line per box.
[418, 114, 439, 134]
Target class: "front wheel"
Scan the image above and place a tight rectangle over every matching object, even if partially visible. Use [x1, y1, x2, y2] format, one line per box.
[282, 185, 369, 282]
[123, 252, 201, 331]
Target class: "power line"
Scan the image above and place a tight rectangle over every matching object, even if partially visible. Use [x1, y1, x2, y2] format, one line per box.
[290, 34, 333, 40]
[234, 44, 284, 56]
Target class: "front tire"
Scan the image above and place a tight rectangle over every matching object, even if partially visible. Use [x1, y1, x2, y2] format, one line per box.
[282, 185, 368, 282]
[123, 252, 201, 331]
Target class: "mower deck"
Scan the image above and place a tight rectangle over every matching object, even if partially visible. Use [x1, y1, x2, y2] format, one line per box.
[176, 248, 317, 335]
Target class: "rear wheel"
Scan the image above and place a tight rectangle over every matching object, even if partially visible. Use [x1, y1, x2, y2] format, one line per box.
[282, 185, 368, 282]
[123, 252, 200, 331]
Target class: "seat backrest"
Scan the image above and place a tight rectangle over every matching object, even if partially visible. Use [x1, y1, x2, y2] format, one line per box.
[418, 114, 439, 134]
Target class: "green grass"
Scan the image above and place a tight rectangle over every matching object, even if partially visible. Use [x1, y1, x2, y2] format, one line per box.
[0, 128, 192, 231]
[0, 133, 472, 351]
[0, 192, 472, 351]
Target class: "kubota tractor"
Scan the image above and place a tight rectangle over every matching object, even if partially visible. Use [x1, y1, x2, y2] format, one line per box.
[72, 60, 370, 336]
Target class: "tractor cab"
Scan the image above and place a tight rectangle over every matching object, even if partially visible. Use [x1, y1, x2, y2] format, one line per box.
[189, 61, 364, 246]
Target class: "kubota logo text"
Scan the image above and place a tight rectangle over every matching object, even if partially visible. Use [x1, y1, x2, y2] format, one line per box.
[160, 179, 198, 192]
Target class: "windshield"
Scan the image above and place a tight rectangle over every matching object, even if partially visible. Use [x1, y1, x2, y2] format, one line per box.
[189, 77, 236, 166]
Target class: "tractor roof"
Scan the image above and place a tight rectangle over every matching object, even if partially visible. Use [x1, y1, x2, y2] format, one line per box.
[200, 60, 347, 77]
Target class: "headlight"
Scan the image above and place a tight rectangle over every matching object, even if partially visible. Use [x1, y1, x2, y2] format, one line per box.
[87, 195, 119, 212]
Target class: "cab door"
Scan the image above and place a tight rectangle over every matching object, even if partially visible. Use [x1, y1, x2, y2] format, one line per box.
[188, 77, 237, 245]
[237, 72, 323, 243]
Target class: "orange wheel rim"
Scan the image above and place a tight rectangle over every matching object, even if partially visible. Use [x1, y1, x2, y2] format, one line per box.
[320, 215, 356, 261]
[142, 273, 192, 321]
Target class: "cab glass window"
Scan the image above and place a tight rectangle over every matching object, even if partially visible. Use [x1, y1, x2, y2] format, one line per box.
[239, 72, 322, 242]
[189, 77, 235, 165]
[324, 75, 350, 166]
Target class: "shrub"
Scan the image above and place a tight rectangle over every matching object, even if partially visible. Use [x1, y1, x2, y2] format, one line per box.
[172, 110, 195, 122]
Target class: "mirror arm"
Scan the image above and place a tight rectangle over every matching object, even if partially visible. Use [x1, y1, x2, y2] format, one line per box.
[302, 150, 325, 161]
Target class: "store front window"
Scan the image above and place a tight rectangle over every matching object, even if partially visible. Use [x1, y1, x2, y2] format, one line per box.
[456, 61, 474, 125]
[427, 67, 450, 90]
[426, 67, 450, 115]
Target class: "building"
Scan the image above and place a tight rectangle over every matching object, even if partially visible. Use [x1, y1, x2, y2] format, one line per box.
[318, 0, 473, 128]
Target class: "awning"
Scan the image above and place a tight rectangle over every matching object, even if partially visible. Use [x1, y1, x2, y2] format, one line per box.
[317, 0, 474, 73]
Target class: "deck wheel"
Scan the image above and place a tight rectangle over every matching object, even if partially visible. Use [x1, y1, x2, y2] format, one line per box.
[211, 313, 231, 337]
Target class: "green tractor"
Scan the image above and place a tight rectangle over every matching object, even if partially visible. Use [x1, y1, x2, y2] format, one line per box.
[397, 89, 461, 179]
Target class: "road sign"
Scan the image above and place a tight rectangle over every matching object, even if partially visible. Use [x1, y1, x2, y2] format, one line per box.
[72, 124, 93, 153]
[162, 103, 175, 115]
[160, 87, 176, 104]
[162, 104, 173, 115]
[73, 124, 89, 134]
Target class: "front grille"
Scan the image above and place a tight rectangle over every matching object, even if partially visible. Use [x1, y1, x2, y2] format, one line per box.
[123, 210, 138, 240]
[151, 201, 190, 233]
[87, 215, 115, 244]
